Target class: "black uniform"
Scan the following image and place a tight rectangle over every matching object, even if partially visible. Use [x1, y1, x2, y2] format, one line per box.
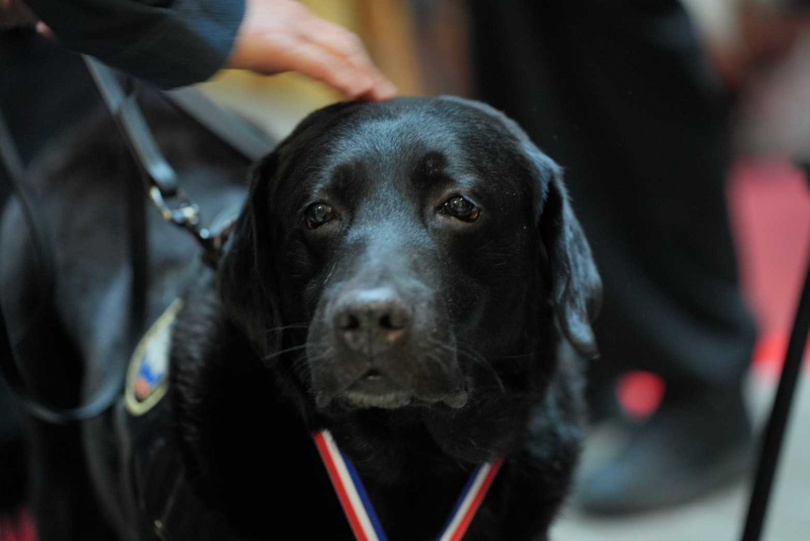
[25, 0, 245, 88]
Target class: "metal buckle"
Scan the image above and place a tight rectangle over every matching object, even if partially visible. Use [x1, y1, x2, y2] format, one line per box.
[148, 185, 230, 267]
[85, 57, 245, 269]
[148, 186, 200, 228]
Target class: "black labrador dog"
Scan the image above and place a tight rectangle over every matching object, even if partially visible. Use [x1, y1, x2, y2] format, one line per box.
[0, 96, 600, 541]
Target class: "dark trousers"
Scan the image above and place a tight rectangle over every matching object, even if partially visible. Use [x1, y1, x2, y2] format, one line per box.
[469, 0, 757, 394]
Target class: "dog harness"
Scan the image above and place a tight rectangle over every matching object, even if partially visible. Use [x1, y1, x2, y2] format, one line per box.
[123, 302, 241, 540]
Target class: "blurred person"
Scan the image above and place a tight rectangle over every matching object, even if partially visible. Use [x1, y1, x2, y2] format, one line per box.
[468, 0, 758, 514]
[697, 0, 810, 91]
[0, 0, 394, 528]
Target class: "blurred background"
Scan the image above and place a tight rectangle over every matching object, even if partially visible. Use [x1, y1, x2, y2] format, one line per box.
[2, 0, 810, 540]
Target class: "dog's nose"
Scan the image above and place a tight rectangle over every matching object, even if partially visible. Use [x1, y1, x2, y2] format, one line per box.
[334, 288, 412, 354]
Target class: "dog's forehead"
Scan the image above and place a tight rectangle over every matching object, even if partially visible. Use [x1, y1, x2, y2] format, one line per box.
[305, 102, 522, 193]
[267, 98, 544, 222]
[333, 109, 464, 155]
[319, 112, 458, 175]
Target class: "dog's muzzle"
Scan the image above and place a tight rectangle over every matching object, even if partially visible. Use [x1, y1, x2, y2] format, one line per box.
[307, 286, 467, 410]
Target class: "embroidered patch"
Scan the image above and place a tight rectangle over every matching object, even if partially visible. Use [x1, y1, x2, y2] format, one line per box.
[125, 300, 183, 416]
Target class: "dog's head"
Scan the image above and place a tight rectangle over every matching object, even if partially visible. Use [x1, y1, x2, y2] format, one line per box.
[219, 97, 600, 417]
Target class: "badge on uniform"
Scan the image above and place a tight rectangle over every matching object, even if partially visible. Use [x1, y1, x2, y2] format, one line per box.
[125, 300, 183, 416]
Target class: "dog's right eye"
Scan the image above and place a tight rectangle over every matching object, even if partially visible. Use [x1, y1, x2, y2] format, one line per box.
[305, 202, 338, 229]
[440, 195, 481, 223]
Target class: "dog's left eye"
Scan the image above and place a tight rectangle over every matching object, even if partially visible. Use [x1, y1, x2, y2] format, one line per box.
[440, 195, 481, 222]
[305, 203, 337, 229]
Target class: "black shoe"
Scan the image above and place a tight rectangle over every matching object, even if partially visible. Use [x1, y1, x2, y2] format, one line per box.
[575, 385, 753, 515]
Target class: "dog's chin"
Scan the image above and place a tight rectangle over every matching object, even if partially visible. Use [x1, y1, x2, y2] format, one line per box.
[325, 386, 469, 411]
[342, 390, 414, 409]
[309, 353, 469, 411]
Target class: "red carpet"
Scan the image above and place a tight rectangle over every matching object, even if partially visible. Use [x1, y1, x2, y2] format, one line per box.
[0, 509, 35, 541]
[729, 160, 810, 337]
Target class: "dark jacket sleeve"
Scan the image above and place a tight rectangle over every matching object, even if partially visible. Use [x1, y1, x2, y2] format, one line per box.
[25, 0, 245, 88]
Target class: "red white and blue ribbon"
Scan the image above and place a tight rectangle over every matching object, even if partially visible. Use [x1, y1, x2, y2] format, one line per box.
[314, 429, 504, 541]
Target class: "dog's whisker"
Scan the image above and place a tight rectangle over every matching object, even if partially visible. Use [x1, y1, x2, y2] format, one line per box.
[263, 323, 309, 337]
[287, 352, 313, 381]
[427, 338, 490, 367]
[262, 343, 309, 363]
[428, 338, 507, 394]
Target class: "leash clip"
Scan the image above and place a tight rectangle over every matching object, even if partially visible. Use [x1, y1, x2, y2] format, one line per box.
[148, 185, 233, 267]
[84, 57, 255, 269]
[148, 186, 200, 228]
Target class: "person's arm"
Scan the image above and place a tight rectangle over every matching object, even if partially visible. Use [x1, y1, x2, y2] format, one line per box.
[20, 0, 395, 98]
[24, 0, 239, 88]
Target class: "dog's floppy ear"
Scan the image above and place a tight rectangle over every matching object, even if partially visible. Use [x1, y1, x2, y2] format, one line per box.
[217, 152, 282, 358]
[536, 159, 602, 359]
[438, 96, 602, 357]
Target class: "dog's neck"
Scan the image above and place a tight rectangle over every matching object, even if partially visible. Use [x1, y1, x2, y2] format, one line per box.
[170, 276, 552, 505]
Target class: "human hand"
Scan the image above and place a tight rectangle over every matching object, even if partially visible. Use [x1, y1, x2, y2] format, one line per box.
[227, 0, 397, 101]
[0, 0, 36, 29]
[0, 0, 53, 37]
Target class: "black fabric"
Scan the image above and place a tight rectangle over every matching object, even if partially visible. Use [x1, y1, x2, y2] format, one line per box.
[25, 0, 245, 88]
[118, 397, 244, 541]
[0, 30, 98, 166]
[0, 345, 25, 512]
[787, 0, 810, 12]
[0, 29, 99, 512]
[468, 0, 757, 392]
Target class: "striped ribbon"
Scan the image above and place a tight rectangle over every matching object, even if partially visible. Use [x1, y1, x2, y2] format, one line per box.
[314, 430, 504, 541]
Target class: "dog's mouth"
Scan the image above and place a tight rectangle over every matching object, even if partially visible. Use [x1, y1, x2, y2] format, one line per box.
[343, 382, 413, 409]
[317, 367, 468, 411]
[343, 369, 410, 409]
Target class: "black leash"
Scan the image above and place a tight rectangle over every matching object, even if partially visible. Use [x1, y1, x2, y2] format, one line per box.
[0, 57, 273, 424]
[0, 108, 101, 423]
[741, 170, 810, 541]
[1, 106, 129, 422]
[83, 58, 269, 268]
